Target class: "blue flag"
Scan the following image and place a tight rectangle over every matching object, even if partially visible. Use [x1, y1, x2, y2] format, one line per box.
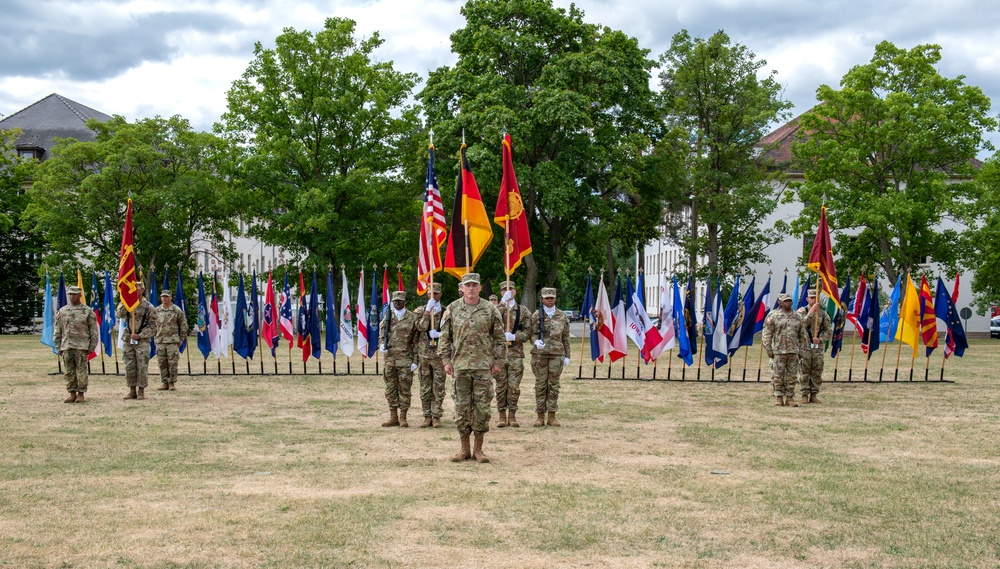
[196, 272, 211, 359]
[175, 269, 187, 353]
[729, 276, 755, 356]
[89, 273, 101, 356]
[233, 273, 250, 359]
[684, 275, 698, 355]
[864, 279, 880, 360]
[581, 272, 599, 362]
[149, 269, 158, 358]
[367, 269, 380, 358]
[325, 270, 340, 356]
[57, 274, 67, 311]
[637, 271, 646, 307]
[702, 276, 715, 367]
[101, 271, 116, 357]
[41, 273, 56, 353]
[798, 274, 811, 309]
[723, 274, 741, 356]
[774, 273, 788, 310]
[247, 271, 259, 359]
[310, 271, 322, 360]
[673, 276, 693, 366]
[880, 275, 902, 342]
[830, 274, 851, 359]
[935, 277, 967, 357]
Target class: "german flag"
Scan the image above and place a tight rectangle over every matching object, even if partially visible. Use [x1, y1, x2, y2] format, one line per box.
[807, 206, 840, 310]
[444, 144, 493, 279]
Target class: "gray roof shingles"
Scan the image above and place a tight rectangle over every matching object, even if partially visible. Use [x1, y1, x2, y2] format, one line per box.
[0, 93, 112, 158]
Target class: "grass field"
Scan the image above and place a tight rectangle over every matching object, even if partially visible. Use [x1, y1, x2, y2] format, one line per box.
[1, 335, 999, 568]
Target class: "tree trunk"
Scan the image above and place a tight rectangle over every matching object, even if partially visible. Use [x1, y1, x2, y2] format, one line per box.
[523, 253, 538, 310]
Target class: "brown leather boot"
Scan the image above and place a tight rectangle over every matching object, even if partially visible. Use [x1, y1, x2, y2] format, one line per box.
[497, 409, 508, 428]
[123, 386, 137, 400]
[450, 435, 472, 462]
[399, 409, 409, 428]
[75, 392, 86, 403]
[137, 387, 145, 400]
[546, 412, 560, 427]
[775, 396, 784, 406]
[65, 392, 77, 403]
[157, 383, 170, 391]
[802, 393, 810, 404]
[786, 396, 798, 408]
[431, 417, 442, 428]
[810, 393, 821, 404]
[472, 433, 490, 463]
[381, 408, 399, 427]
[533, 412, 545, 427]
[420, 416, 433, 428]
[168, 382, 176, 391]
[508, 410, 519, 428]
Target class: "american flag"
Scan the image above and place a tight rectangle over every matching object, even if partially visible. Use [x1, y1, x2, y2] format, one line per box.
[417, 145, 447, 295]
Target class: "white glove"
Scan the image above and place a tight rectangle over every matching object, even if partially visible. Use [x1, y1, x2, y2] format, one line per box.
[534, 340, 545, 349]
[562, 357, 570, 366]
[379, 345, 387, 353]
[505, 332, 516, 342]
[410, 363, 418, 372]
[429, 330, 441, 339]
[500, 291, 513, 303]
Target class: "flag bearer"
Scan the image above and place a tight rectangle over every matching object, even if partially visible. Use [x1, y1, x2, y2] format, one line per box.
[494, 280, 531, 428]
[414, 282, 447, 427]
[117, 282, 157, 400]
[529, 288, 572, 427]
[797, 289, 832, 404]
[378, 291, 419, 427]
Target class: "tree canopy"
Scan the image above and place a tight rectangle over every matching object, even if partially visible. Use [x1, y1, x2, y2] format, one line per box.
[1, 128, 44, 332]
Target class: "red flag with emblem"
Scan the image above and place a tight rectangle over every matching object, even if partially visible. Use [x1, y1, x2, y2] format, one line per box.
[116, 199, 140, 312]
[807, 206, 840, 310]
[494, 133, 532, 272]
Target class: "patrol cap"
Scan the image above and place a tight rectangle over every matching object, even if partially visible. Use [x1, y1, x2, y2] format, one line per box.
[67, 285, 83, 295]
[489, 294, 498, 301]
[460, 273, 481, 285]
[160, 289, 172, 298]
[540, 287, 557, 298]
[777, 293, 792, 302]
[499, 280, 516, 291]
[807, 289, 818, 298]
[391, 291, 406, 302]
[431, 282, 442, 293]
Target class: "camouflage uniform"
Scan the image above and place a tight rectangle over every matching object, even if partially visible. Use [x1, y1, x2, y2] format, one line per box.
[414, 300, 447, 421]
[154, 295, 189, 388]
[437, 291, 506, 437]
[378, 298, 419, 414]
[53, 293, 99, 397]
[797, 302, 832, 398]
[495, 301, 530, 414]
[117, 298, 158, 390]
[762, 303, 805, 399]
[529, 293, 571, 415]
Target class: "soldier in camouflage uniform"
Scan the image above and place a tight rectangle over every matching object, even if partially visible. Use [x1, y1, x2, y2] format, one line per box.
[54, 285, 99, 403]
[413, 282, 447, 428]
[489, 294, 499, 306]
[797, 289, 832, 404]
[378, 291, 420, 427]
[438, 273, 506, 464]
[117, 281, 158, 401]
[154, 289, 189, 391]
[763, 293, 806, 407]
[494, 280, 530, 428]
[529, 287, 572, 427]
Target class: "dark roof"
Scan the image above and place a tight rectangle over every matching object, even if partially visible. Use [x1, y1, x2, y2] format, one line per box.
[0, 93, 112, 158]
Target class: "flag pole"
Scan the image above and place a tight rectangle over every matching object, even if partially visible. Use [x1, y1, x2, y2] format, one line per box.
[893, 273, 907, 382]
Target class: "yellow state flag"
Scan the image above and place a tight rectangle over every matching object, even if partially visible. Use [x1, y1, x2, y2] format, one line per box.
[895, 274, 921, 352]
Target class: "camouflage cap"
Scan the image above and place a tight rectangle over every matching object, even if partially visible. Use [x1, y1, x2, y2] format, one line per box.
[391, 290, 406, 302]
[66, 285, 83, 295]
[431, 282, 442, 293]
[460, 273, 480, 285]
[160, 289, 172, 297]
[540, 287, 557, 298]
[499, 280, 516, 291]
[777, 293, 792, 302]
[807, 289, 818, 298]
[489, 294, 498, 301]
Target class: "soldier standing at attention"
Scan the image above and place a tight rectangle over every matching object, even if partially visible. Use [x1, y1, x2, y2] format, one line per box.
[763, 293, 805, 407]
[154, 289, 189, 391]
[797, 289, 832, 404]
[489, 294, 499, 306]
[378, 291, 420, 427]
[413, 282, 447, 428]
[117, 281, 158, 401]
[54, 285, 99, 403]
[494, 280, 530, 428]
[529, 288, 571, 427]
[438, 273, 506, 463]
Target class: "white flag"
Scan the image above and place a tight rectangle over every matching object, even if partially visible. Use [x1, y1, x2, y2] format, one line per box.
[339, 268, 355, 357]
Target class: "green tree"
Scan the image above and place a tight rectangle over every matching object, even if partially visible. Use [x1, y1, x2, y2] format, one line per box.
[791, 41, 996, 279]
[419, 0, 666, 307]
[966, 157, 1000, 314]
[1, 128, 45, 333]
[657, 30, 793, 281]
[22, 115, 237, 275]
[215, 17, 422, 276]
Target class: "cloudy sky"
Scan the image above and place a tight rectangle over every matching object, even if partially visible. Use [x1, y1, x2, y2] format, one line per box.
[3, 0, 1000, 152]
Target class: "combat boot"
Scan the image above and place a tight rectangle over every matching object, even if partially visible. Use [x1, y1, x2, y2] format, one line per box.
[450, 435, 472, 462]
[399, 409, 409, 428]
[65, 392, 77, 403]
[497, 409, 508, 428]
[810, 393, 821, 404]
[546, 412, 561, 427]
[472, 433, 490, 463]
[508, 410, 519, 428]
[169, 382, 176, 391]
[75, 392, 85, 403]
[802, 394, 810, 404]
[157, 383, 170, 391]
[775, 396, 784, 406]
[137, 387, 145, 400]
[533, 412, 545, 427]
[420, 416, 433, 428]
[786, 396, 798, 408]
[123, 386, 137, 400]
[431, 417, 442, 428]
[381, 408, 399, 427]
